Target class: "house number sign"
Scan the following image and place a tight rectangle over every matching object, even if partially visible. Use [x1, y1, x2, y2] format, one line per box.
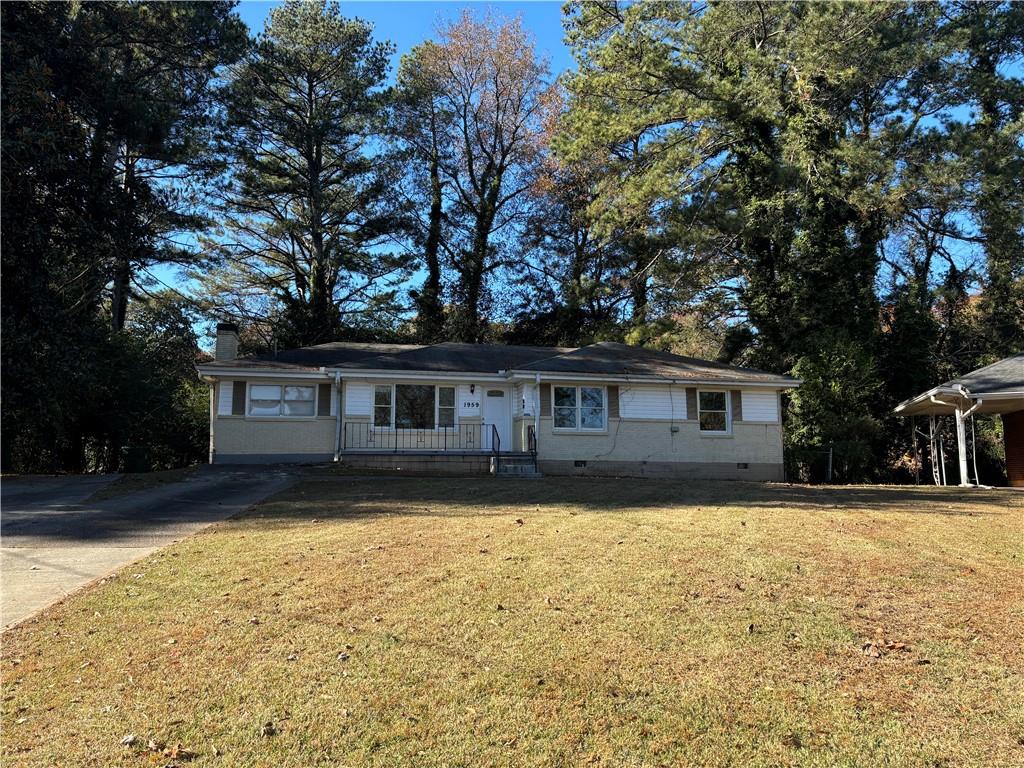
[462, 400, 480, 409]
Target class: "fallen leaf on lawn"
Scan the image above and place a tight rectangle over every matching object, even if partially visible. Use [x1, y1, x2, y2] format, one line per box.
[260, 721, 276, 737]
[120, 734, 136, 747]
[286, 653, 298, 661]
[861, 642, 883, 658]
[747, 623, 756, 635]
[248, 617, 260, 625]
[337, 652, 349, 661]
[514, 518, 524, 526]
[160, 743, 195, 761]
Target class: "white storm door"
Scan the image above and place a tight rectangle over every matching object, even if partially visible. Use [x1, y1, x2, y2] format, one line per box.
[482, 388, 511, 451]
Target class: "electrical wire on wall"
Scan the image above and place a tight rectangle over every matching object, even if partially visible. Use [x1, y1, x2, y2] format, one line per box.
[593, 377, 628, 460]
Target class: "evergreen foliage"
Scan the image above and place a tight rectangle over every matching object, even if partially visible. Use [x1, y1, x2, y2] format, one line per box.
[1, 1, 1020, 480]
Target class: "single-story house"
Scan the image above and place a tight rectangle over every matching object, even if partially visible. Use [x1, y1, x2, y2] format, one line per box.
[198, 323, 800, 479]
[894, 353, 1024, 487]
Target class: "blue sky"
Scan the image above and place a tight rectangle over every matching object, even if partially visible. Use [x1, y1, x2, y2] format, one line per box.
[236, 1, 574, 74]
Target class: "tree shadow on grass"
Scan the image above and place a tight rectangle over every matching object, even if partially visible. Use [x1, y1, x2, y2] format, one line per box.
[235, 474, 1016, 527]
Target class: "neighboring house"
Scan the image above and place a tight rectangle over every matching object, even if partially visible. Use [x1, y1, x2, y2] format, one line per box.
[894, 353, 1024, 487]
[198, 323, 800, 479]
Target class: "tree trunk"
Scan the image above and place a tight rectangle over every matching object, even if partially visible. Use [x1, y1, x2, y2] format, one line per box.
[110, 153, 134, 331]
[110, 254, 131, 331]
[455, 183, 499, 342]
[418, 153, 445, 342]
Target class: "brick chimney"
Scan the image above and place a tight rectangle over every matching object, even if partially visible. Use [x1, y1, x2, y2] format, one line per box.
[214, 322, 239, 361]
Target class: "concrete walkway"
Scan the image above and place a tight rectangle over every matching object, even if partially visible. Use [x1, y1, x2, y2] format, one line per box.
[1, 467, 295, 628]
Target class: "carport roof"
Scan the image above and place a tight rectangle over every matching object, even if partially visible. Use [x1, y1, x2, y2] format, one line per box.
[198, 340, 800, 386]
[894, 353, 1024, 416]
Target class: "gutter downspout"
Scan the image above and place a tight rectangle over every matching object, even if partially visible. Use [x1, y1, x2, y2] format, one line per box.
[333, 371, 343, 462]
[534, 373, 541, 450]
[208, 380, 216, 465]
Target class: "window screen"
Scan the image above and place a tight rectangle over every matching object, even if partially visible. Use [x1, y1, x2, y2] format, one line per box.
[374, 385, 392, 427]
[553, 386, 577, 429]
[438, 386, 455, 427]
[249, 384, 282, 416]
[698, 390, 729, 432]
[553, 386, 605, 430]
[580, 387, 605, 429]
[283, 386, 315, 416]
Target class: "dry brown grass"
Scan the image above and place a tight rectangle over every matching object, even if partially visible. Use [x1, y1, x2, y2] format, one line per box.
[2, 476, 1022, 767]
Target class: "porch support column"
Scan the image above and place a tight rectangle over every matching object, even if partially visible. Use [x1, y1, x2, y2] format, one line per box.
[954, 403, 970, 487]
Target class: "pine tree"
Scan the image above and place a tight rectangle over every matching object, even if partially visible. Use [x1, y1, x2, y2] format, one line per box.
[201, 0, 408, 347]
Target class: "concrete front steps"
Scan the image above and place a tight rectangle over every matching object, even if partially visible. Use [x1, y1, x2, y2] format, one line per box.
[491, 454, 542, 478]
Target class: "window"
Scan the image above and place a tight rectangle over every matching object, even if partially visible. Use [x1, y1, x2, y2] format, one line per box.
[580, 386, 605, 429]
[553, 385, 606, 431]
[374, 385, 392, 427]
[283, 386, 315, 416]
[554, 386, 577, 428]
[396, 384, 434, 429]
[249, 385, 282, 416]
[698, 390, 729, 433]
[373, 384, 458, 429]
[438, 386, 455, 427]
[248, 384, 315, 417]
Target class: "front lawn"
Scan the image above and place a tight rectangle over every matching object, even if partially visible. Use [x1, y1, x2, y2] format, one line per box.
[2, 476, 1021, 767]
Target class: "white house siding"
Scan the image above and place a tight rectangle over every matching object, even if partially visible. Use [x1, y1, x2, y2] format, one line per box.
[618, 384, 688, 420]
[344, 381, 372, 416]
[217, 382, 233, 416]
[740, 390, 779, 422]
[458, 385, 481, 419]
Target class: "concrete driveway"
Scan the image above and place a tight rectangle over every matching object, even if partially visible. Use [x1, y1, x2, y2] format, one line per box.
[1, 467, 295, 628]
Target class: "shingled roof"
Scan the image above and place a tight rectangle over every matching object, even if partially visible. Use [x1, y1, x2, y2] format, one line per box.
[894, 353, 1024, 415]
[935, 353, 1024, 396]
[199, 340, 799, 386]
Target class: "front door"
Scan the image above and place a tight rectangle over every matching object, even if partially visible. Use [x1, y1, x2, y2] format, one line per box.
[482, 388, 511, 452]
